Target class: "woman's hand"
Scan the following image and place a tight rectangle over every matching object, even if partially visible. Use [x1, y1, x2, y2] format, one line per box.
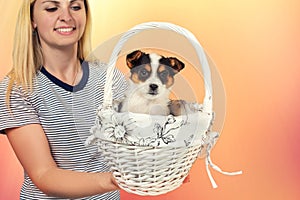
[183, 175, 191, 184]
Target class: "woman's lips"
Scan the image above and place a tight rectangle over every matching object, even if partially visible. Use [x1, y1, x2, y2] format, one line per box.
[54, 27, 76, 34]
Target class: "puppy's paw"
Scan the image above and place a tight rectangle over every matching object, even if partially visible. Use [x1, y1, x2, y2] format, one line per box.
[168, 100, 186, 116]
[113, 99, 123, 112]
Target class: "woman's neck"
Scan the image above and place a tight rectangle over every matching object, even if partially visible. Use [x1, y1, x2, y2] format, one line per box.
[42, 45, 82, 86]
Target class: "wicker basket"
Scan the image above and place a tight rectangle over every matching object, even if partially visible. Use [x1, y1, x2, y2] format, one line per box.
[86, 22, 241, 196]
[99, 141, 202, 195]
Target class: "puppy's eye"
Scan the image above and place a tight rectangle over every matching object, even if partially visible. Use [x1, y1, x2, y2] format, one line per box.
[139, 69, 149, 77]
[159, 70, 169, 79]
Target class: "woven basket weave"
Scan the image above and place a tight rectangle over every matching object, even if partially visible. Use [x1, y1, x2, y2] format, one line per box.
[98, 141, 202, 195]
[86, 22, 241, 196]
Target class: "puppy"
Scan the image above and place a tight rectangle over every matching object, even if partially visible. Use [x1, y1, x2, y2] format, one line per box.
[118, 50, 186, 116]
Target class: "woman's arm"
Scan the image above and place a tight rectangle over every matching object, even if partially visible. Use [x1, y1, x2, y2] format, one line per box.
[6, 124, 119, 199]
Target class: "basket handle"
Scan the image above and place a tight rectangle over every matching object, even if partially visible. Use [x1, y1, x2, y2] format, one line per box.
[103, 22, 213, 112]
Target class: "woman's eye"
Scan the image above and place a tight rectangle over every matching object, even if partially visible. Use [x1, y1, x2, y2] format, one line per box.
[71, 5, 82, 11]
[45, 7, 58, 12]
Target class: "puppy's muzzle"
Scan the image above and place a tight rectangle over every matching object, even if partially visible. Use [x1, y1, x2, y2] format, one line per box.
[148, 84, 159, 95]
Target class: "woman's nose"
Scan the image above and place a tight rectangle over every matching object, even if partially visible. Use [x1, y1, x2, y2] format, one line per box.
[59, 8, 72, 22]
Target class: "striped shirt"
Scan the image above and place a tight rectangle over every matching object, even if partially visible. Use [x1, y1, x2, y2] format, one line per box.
[0, 61, 127, 199]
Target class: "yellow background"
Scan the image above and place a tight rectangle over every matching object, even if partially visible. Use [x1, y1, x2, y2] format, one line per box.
[1, 0, 300, 199]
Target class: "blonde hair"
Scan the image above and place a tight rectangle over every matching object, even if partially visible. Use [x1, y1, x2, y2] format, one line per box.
[6, 0, 92, 104]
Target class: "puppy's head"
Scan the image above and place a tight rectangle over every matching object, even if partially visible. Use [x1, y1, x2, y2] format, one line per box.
[126, 50, 185, 100]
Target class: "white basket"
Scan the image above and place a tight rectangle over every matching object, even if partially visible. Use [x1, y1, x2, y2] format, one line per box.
[99, 141, 202, 195]
[86, 22, 241, 196]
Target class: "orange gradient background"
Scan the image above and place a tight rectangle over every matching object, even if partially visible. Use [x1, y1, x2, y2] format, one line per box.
[1, 0, 300, 199]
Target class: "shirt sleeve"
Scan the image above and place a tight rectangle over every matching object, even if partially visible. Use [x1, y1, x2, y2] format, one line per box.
[0, 78, 40, 134]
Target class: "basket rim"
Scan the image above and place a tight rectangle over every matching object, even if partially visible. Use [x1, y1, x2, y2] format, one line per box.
[98, 137, 204, 149]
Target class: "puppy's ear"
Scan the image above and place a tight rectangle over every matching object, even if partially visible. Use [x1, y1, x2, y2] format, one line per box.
[168, 57, 185, 73]
[126, 50, 145, 69]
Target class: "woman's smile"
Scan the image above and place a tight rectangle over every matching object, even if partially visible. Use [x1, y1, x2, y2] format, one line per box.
[54, 26, 76, 35]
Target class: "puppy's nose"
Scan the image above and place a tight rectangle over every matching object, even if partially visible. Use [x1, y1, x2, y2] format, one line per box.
[149, 84, 158, 91]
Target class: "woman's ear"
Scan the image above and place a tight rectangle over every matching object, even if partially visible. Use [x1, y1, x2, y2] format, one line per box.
[32, 21, 37, 29]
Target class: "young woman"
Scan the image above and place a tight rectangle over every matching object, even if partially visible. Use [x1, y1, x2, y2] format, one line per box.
[0, 0, 126, 199]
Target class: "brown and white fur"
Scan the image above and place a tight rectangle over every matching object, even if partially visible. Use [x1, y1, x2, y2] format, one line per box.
[118, 50, 186, 116]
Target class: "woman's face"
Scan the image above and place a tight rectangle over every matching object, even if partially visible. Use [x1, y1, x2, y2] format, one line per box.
[32, 0, 86, 50]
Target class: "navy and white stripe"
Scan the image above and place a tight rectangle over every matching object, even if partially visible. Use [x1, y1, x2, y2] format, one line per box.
[0, 61, 127, 199]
